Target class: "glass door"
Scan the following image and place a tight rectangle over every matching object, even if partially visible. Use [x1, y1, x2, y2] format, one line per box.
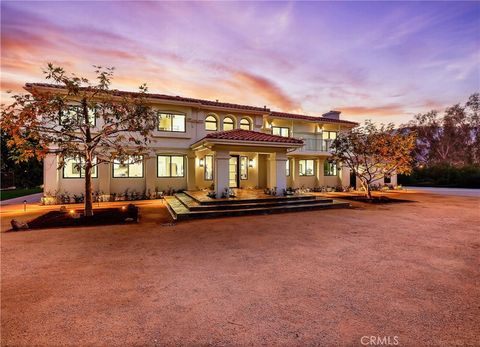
[229, 156, 239, 188]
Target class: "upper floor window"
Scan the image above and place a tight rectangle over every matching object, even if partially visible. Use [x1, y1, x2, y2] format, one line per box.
[240, 118, 251, 130]
[324, 160, 337, 176]
[60, 106, 96, 126]
[157, 155, 185, 177]
[205, 115, 218, 131]
[113, 156, 143, 178]
[158, 113, 186, 132]
[63, 157, 98, 178]
[272, 126, 289, 137]
[299, 159, 315, 176]
[223, 116, 235, 131]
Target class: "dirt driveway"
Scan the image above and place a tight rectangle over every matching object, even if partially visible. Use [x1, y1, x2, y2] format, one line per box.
[1, 192, 479, 346]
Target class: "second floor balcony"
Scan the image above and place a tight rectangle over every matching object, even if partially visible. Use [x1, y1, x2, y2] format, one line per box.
[295, 138, 334, 153]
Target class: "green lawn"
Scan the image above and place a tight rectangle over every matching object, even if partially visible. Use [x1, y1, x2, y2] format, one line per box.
[0, 187, 42, 201]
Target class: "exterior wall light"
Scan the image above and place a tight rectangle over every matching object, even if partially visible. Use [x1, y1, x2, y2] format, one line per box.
[199, 158, 204, 167]
[249, 159, 254, 168]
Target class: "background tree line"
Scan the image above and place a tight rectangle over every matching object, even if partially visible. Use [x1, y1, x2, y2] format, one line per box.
[399, 93, 480, 188]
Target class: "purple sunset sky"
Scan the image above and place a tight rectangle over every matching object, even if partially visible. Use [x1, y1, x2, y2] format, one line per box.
[1, 1, 479, 124]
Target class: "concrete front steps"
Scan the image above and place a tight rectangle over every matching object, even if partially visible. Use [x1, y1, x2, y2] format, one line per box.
[165, 192, 350, 221]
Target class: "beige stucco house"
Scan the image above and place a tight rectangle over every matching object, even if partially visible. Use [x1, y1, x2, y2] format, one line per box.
[28, 84, 396, 199]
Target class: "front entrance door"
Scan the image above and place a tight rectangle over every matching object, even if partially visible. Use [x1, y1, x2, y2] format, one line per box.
[229, 155, 239, 188]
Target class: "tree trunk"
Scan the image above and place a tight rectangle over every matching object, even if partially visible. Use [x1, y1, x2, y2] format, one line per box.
[84, 159, 93, 216]
[366, 184, 372, 199]
[359, 178, 371, 199]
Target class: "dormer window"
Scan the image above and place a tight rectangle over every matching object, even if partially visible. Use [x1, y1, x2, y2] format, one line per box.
[223, 116, 235, 131]
[205, 115, 218, 131]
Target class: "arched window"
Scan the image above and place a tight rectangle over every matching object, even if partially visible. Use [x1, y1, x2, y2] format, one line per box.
[205, 115, 218, 131]
[223, 116, 235, 131]
[240, 118, 251, 130]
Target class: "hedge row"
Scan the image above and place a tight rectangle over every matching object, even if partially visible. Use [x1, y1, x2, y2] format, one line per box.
[398, 164, 480, 188]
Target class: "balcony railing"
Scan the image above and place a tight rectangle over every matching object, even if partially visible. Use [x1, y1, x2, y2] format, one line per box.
[296, 139, 334, 152]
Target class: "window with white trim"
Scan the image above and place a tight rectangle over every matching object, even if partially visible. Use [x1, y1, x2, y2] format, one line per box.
[223, 116, 235, 131]
[157, 113, 186, 132]
[299, 159, 315, 176]
[240, 156, 248, 180]
[240, 118, 251, 130]
[324, 160, 337, 176]
[205, 115, 218, 131]
[113, 156, 143, 178]
[157, 155, 185, 177]
[272, 126, 289, 137]
[204, 155, 213, 180]
[63, 157, 98, 178]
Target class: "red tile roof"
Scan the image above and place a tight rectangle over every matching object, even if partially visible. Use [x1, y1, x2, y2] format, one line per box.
[24, 83, 269, 112]
[24, 83, 357, 125]
[204, 129, 304, 144]
[270, 111, 358, 125]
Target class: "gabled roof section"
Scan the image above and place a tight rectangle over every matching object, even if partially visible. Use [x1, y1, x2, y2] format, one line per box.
[191, 129, 304, 150]
[270, 111, 358, 125]
[24, 83, 269, 113]
[204, 129, 303, 144]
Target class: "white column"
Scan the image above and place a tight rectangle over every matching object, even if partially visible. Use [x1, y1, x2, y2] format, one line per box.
[97, 162, 111, 197]
[186, 152, 196, 190]
[340, 163, 350, 188]
[315, 158, 322, 187]
[214, 150, 230, 198]
[144, 156, 157, 196]
[267, 153, 276, 189]
[274, 152, 287, 196]
[43, 153, 59, 195]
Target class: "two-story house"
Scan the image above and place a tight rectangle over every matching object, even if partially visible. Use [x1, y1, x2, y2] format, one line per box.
[26, 83, 396, 200]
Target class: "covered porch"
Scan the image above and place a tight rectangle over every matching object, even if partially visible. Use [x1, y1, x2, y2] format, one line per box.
[189, 129, 304, 198]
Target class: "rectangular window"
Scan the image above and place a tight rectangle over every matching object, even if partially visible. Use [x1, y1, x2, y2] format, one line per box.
[322, 131, 337, 151]
[324, 160, 337, 176]
[384, 175, 391, 184]
[63, 157, 98, 178]
[299, 159, 315, 176]
[60, 106, 96, 126]
[272, 126, 289, 137]
[286, 159, 290, 176]
[113, 156, 143, 178]
[240, 156, 248, 180]
[204, 155, 213, 180]
[157, 113, 186, 132]
[157, 155, 185, 177]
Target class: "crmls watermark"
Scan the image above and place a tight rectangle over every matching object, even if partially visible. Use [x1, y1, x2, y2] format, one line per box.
[360, 336, 399, 346]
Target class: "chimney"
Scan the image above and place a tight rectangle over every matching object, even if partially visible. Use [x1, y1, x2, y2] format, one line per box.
[322, 110, 341, 119]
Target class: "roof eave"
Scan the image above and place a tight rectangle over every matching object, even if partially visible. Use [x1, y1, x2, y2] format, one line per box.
[190, 138, 304, 151]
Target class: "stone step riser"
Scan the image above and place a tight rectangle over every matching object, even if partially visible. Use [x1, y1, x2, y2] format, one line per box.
[182, 198, 335, 211]
[183, 191, 317, 205]
[173, 202, 350, 221]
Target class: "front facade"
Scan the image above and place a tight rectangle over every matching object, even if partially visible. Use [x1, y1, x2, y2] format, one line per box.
[30, 84, 397, 199]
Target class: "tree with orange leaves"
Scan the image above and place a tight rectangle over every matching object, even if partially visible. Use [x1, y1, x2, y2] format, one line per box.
[330, 120, 416, 199]
[1, 64, 157, 216]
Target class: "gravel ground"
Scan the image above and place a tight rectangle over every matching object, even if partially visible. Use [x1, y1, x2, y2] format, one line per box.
[1, 192, 479, 346]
